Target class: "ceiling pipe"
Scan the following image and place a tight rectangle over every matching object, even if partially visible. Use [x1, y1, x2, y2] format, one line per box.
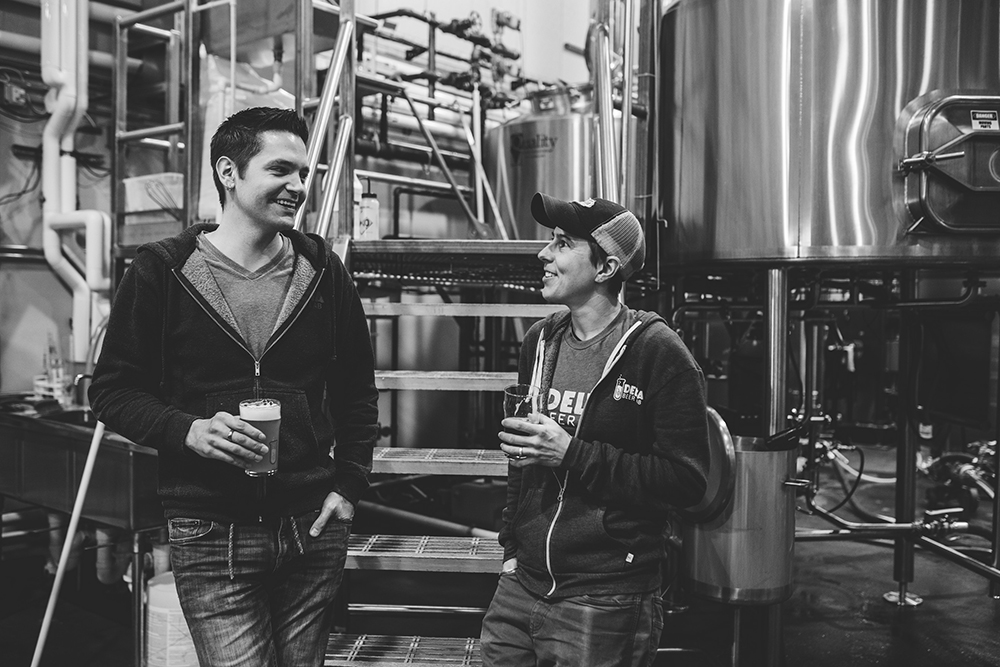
[11, 0, 136, 23]
[0, 30, 146, 74]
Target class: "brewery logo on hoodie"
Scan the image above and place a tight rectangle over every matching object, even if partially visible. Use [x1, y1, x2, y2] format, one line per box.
[614, 375, 643, 405]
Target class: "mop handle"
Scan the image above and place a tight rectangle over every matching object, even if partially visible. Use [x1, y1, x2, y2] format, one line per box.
[31, 420, 106, 667]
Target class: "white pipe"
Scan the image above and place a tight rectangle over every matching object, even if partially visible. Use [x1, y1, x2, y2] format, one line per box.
[41, 0, 107, 363]
[48, 211, 111, 292]
[30, 422, 106, 667]
[39, 0, 65, 87]
[58, 0, 80, 214]
[359, 106, 466, 141]
[0, 30, 145, 73]
[12, 0, 136, 24]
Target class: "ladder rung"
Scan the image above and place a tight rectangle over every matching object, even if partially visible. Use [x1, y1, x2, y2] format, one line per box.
[326, 634, 481, 666]
[365, 302, 565, 318]
[375, 371, 516, 391]
[372, 448, 507, 476]
[347, 535, 503, 573]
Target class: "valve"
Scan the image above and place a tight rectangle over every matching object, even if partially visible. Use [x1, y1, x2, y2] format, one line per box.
[920, 507, 968, 537]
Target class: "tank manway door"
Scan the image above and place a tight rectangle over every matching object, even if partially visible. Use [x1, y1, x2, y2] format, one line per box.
[900, 95, 1000, 234]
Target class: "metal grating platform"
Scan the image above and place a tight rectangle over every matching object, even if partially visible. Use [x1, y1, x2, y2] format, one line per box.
[326, 634, 482, 666]
[371, 448, 508, 476]
[375, 371, 516, 391]
[350, 239, 547, 288]
[347, 535, 503, 573]
[364, 302, 565, 318]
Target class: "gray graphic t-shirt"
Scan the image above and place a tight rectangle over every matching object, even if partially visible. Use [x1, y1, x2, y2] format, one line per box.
[547, 308, 628, 434]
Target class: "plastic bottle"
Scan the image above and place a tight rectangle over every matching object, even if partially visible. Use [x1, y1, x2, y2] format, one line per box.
[355, 192, 380, 240]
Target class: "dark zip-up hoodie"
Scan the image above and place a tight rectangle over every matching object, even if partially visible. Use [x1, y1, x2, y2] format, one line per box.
[499, 309, 709, 598]
[89, 224, 378, 523]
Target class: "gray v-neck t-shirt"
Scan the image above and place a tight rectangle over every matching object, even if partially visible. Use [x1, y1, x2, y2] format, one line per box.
[196, 233, 295, 358]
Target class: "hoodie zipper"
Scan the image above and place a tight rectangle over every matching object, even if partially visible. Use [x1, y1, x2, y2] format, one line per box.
[172, 265, 327, 397]
[541, 317, 644, 597]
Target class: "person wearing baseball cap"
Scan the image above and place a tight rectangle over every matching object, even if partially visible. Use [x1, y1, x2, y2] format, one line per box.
[481, 193, 710, 666]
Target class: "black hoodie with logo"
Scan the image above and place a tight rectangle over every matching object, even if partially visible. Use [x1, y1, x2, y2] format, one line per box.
[89, 224, 378, 523]
[499, 309, 710, 598]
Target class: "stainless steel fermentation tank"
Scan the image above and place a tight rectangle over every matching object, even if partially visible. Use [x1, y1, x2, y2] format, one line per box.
[659, 0, 1000, 265]
[484, 88, 595, 240]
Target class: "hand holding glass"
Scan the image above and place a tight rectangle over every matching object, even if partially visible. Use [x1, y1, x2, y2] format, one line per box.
[241, 398, 280, 477]
[503, 383, 540, 439]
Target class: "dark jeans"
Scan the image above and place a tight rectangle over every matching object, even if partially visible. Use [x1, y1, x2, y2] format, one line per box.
[168, 509, 351, 667]
[481, 572, 664, 667]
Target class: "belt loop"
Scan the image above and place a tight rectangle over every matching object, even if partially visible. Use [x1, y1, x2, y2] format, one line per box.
[289, 516, 306, 555]
[228, 523, 236, 580]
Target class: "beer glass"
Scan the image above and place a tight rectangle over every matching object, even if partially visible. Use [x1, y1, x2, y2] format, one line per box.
[240, 398, 280, 476]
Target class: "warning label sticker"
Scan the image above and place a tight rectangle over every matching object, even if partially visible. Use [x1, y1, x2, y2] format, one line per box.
[971, 110, 1000, 130]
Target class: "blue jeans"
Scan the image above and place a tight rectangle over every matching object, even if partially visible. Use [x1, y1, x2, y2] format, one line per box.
[168, 509, 351, 667]
[480, 572, 664, 667]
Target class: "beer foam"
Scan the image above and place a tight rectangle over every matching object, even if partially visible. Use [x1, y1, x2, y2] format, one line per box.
[239, 398, 280, 421]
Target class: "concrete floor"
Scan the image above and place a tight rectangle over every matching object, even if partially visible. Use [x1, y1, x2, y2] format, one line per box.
[2, 443, 998, 667]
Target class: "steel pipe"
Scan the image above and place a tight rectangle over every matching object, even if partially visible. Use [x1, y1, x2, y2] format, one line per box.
[618, 0, 636, 207]
[357, 500, 498, 539]
[592, 24, 619, 201]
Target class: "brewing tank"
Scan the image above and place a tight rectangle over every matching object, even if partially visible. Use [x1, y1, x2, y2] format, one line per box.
[485, 88, 594, 240]
[659, 0, 1000, 266]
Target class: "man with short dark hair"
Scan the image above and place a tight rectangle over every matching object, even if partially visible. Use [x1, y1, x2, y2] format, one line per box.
[90, 106, 378, 666]
[480, 192, 710, 666]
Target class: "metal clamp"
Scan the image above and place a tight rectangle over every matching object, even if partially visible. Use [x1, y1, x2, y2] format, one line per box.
[783, 479, 811, 490]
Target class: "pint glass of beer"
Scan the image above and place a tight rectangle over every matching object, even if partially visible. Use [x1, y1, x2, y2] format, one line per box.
[240, 398, 280, 476]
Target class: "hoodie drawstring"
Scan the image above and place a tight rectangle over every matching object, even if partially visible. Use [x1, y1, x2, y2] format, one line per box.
[290, 516, 306, 556]
[228, 523, 236, 580]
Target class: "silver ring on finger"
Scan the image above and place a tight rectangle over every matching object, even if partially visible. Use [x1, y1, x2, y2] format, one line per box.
[227, 428, 235, 441]
[519, 446, 524, 458]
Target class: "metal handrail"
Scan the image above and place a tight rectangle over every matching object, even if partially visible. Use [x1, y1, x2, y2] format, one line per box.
[294, 19, 355, 232]
[315, 115, 354, 239]
[458, 114, 510, 240]
[398, 86, 494, 239]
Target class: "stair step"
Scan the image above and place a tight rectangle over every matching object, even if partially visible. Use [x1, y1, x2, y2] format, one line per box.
[365, 302, 564, 318]
[375, 371, 516, 391]
[326, 634, 481, 666]
[347, 535, 503, 573]
[372, 448, 507, 476]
